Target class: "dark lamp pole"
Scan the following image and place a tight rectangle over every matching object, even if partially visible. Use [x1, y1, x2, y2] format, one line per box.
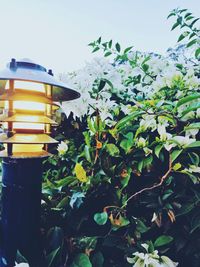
[0, 58, 80, 267]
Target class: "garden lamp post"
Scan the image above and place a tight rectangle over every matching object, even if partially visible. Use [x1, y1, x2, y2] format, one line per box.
[0, 58, 80, 267]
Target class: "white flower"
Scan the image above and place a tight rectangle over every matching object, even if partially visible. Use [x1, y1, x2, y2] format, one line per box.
[172, 136, 196, 148]
[14, 264, 29, 267]
[161, 256, 178, 267]
[137, 137, 147, 148]
[57, 141, 69, 155]
[196, 108, 200, 119]
[120, 104, 132, 115]
[186, 165, 200, 173]
[140, 114, 157, 132]
[127, 243, 178, 267]
[157, 125, 172, 141]
[185, 128, 199, 138]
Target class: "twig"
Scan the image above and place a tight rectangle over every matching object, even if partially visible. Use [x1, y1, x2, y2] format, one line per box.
[121, 155, 172, 209]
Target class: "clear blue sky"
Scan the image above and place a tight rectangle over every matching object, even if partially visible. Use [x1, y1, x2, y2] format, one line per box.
[0, 0, 199, 74]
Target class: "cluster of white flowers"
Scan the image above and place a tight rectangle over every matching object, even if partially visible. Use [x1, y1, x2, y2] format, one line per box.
[59, 45, 200, 125]
[127, 243, 178, 267]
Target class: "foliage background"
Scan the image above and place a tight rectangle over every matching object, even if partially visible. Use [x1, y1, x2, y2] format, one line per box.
[2, 8, 200, 267]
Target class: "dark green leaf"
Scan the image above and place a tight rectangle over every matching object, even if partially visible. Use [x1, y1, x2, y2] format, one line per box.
[115, 111, 145, 129]
[108, 39, 112, 48]
[97, 37, 102, 44]
[190, 18, 200, 28]
[70, 253, 92, 267]
[154, 235, 173, 247]
[104, 51, 112, 57]
[178, 32, 189, 42]
[171, 21, 179, 31]
[187, 39, 197, 48]
[115, 42, 121, 53]
[46, 248, 60, 267]
[94, 212, 108, 225]
[124, 46, 133, 53]
[92, 47, 100, 53]
[136, 219, 150, 233]
[91, 252, 104, 267]
[171, 149, 183, 163]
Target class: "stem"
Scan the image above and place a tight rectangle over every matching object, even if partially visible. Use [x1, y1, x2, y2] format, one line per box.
[121, 155, 172, 209]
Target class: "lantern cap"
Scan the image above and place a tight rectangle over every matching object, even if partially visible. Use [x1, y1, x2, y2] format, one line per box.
[0, 58, 80, 101]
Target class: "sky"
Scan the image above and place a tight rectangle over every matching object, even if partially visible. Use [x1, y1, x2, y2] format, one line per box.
[0, 0, 199, 75]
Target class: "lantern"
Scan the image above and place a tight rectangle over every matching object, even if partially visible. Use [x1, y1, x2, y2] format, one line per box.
[0, 59, 80, 266]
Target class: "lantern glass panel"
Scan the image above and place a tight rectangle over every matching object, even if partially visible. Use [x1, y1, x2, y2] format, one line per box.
[5, 80, 45, 93]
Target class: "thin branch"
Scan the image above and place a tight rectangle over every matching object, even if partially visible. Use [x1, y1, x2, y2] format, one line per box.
[121, 155, 172, 209]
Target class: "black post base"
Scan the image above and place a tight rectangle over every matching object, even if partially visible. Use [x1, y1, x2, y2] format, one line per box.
[0, 158, 45, 267]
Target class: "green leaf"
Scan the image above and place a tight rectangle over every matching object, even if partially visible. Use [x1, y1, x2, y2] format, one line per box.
[115, 110, 145, 130]
[70, 253, 92, 267]
[171, 149, 183, 163]
[56, 196, 69, 209]
[187, 141, 200, 148]
[180, 8, 187, 13]
[176, 93, 200, 108]
[185, 15, 194, 21]
[91, 252, 104, 267]
[154, 235, 173, 247]
[178, 32, 189, 42]
[167, 13, 175, 19]
[92, 47, 100, 53]
[171, 21, 179, 31]
[115, 42, 121, 52]
[195, 48, 200, 59]
[155, 144, 163, 158]
[162, 189, 173, 200]
[98, 79, 106, 91]
[97, 37, 102, 44]
[84, 145, 91, 162]
[189, 152, 199, 165]
[120, 139, 133, 153]
[136, 219, 150, 233]
[108, 39, 112, 48]
[104, 51, 112, 57]
[94, 212, 108, 225]
[185, 122, 200, 130]
[16, 251, 28, 263]
[124, 46, 133, 53]
[176, 202, 195, 216]
[187, 39, 197, 48]
[138, 160, 144, 172]
[190, 18, 200, 28]
[106, 143, 120, 157]
[190, 213, 200, 233]
[46, 248, 60, 267]
[184, 12, 192, 18]
[181, 102, 200, 118]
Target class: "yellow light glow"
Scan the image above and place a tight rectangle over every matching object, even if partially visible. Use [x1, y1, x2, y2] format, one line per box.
[14, 101, 45, 111]
[11, 144, 43, 152]
[3, 122, 44, 131]
[5, 101, 45, 112]
[5, 80, 45, 93]
[13, 123, 44, 130]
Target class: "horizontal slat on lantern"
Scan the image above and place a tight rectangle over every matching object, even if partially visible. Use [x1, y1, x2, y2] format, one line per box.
[0, 133, 58, 144]
[0, 114, 57, 124]
[0, 91, 60, 107]
[0, 150, 50, 158]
